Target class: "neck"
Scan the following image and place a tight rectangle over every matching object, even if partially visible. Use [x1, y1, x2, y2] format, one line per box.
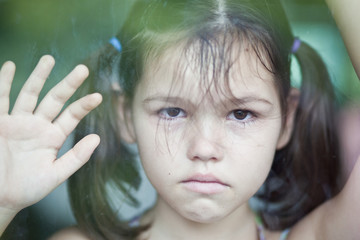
[142, 198, 259, 240]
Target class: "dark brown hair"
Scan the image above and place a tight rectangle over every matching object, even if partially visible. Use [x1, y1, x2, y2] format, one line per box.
[68, 0, 340, 238]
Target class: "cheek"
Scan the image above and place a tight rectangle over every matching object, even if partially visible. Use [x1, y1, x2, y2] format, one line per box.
[234, 143, 275, 186]
[227, 120, 282, 186]
[133, 119, 177, 188]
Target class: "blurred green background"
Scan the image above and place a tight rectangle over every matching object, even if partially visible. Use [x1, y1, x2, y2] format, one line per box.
[0, 0, 359, 106]
[0, 0, 134, 107]
[0, 0, 359, 239]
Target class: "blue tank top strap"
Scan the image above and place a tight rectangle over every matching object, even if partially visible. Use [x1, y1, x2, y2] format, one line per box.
[279, 228, 290, 240]
[255, 215, 266, 240]
[128, 215, 141, 227]
[255, 214, 290, 240]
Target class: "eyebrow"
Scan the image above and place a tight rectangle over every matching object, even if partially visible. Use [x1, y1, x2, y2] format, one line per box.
[226, 96, 273, 106]
[143, 95, 273, 107]
[143, 96, 193, 106]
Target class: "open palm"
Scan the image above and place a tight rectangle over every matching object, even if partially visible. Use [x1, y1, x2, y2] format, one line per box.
[0, 55, 102, 212]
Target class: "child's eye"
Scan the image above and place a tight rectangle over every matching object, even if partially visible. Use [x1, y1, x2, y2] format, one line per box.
[158, 107, 186, 119]
[227, 110, 253, 121]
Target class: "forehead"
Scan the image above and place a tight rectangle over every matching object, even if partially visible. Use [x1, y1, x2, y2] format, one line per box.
[139, 39, 279, 104]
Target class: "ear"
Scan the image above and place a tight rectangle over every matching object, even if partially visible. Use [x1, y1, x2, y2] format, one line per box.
[276, 88, 300, 149]
[117, 95, 137, 143]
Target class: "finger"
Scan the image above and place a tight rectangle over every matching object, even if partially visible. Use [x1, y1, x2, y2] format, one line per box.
[54, 93, 102, 136]
[0, 61, 16, 114]
[11, 55, 55, 115]
[54, 134, 100, 183]
[34, 64, 89, 120]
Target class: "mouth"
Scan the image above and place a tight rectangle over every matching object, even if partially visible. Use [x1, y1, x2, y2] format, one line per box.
[181, 174, 229, 194]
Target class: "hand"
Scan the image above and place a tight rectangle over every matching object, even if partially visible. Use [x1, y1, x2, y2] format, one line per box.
[0, 55, 102, 213]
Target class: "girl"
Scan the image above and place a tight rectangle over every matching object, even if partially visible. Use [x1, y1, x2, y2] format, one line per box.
[1, 0, 359, 239]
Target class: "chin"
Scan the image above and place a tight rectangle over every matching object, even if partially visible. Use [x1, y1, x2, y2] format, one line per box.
[181, 206, 229, 224]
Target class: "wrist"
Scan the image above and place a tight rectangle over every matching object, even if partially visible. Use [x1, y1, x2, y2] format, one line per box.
[0, 206, 18, 236]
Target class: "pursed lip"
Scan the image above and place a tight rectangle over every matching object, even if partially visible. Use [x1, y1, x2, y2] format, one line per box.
[181, 174, 229, 194]
[182, 174, 228, 186]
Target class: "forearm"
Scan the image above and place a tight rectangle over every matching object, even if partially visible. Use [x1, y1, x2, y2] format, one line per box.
[325, 0, 360, 79]
[321, 156, 360, 239]
[0, 207, 17, 236]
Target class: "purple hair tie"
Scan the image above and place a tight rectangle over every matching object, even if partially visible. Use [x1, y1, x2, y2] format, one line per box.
[291, 37, 301, 53]
[109, 36, 122, 52]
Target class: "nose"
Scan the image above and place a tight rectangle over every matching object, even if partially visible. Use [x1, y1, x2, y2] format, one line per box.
[186, 121, 224, 162]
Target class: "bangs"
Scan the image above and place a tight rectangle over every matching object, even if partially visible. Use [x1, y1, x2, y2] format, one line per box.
[121, 0, 291, 111]
[140, 26, 280, 108]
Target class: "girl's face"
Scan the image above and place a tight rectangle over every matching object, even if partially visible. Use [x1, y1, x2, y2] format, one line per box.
[122, 43, 290, 223]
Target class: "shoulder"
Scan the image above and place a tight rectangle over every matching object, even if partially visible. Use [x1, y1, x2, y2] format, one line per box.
[48, 226, 90, 240]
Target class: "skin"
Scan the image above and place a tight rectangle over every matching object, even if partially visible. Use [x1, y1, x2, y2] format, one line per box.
[1, 1, 360, 238]
[338, 106, 360, 186]
[325, 0, 360, 79]
[0, 55, 102, 236]
[50, 34, 360, 238]
[117, 43, 294, 240]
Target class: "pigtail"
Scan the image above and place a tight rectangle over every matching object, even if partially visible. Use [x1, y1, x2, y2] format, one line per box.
[68, 43, 147, 239]
[259, 41, 341, 229]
